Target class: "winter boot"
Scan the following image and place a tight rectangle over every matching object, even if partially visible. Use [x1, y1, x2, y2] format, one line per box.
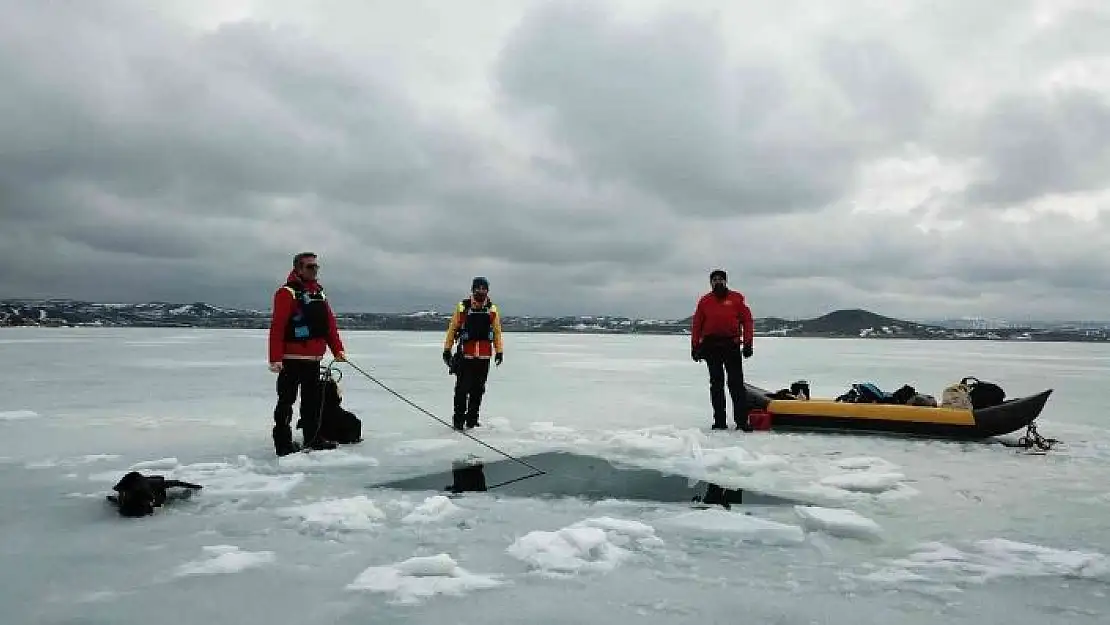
[465, 412, 480, 429]
[304, 438, 337, 451]
[274, 425, 302, 456]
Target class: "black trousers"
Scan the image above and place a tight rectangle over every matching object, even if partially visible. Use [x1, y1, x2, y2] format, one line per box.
[273, 359, 323, 447]
[702, 338, 748, 426]
[453, 357, 491, 426]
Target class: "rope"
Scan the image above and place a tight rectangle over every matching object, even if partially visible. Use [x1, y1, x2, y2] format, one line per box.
[998, 422, 1061, 453]
[339, 357, 547, 486]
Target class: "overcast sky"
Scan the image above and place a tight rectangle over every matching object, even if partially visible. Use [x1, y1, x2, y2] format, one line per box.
[3, 0, 1109, 321]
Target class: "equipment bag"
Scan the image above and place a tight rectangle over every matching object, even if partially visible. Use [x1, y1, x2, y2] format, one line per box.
[941, 381, 973, 410]
[300, 378, 364, 444]
[961, 376, 1006, 409]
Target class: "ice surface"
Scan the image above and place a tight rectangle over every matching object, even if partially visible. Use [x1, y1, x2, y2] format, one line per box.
[655, 508, 807, 545]
[277, 495, 387, 533]
[173, 545, 276, 577]
[2, 328, 1109, 625]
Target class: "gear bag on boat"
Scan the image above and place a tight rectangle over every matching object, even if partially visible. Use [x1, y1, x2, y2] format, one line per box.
[941, 381, 972, 409]
[941, 377, 1005, 410]
[963, 376, 1006, 409]
[836, 382, 937, 407]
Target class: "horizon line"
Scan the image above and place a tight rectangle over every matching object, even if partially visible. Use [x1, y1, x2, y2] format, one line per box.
[3, 297, 1108, 326]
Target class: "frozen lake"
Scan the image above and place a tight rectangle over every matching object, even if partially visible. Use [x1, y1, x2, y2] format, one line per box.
[1, 328, 1107, 624]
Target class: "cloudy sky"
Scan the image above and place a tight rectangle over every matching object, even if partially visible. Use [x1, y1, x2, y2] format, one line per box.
[3, 0, 1109, 321]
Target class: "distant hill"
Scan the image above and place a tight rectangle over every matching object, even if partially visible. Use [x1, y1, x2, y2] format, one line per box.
[2, 299, 1107, 342]
[784, 308, 945, 338]
[680, 308, 941, 338]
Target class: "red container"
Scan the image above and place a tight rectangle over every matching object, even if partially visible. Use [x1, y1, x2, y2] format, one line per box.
[749, 409, 773, 431]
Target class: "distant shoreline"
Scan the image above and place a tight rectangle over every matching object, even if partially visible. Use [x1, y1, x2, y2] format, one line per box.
[3, 324, 1109, 344]
[3, 300, 1107, 343]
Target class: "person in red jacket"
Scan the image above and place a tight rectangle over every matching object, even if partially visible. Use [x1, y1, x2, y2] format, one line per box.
[691, 269, 754, 431]
[268, 252, 347, 456]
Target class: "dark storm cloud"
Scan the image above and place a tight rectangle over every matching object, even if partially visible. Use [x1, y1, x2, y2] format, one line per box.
[961, 90, 1110, 205]
[494, 1, 935, 218]
[816, 36, 934, 142]
[0, 0, 669, 308]
[0, 7, 431, 220]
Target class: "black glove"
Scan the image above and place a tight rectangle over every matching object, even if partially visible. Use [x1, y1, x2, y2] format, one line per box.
[442, 349, 452, 366]
[691, 347, 702, 362]
[742, 344, 753, 359]
[495, 352, 503, 366]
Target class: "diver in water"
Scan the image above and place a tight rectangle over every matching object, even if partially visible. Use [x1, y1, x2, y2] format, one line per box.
[442, 277, 504, 430]
[690, 269, 755, 431]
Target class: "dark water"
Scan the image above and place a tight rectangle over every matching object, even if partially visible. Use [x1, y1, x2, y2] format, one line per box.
[368, 450, 804, 509]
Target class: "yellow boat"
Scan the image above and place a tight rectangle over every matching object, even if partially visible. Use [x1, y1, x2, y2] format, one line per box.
[745, 383, 1053, 440]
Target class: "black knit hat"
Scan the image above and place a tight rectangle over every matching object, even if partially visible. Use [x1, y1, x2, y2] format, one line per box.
[471, 276, 490, 290]
[709, 269, 727, 281]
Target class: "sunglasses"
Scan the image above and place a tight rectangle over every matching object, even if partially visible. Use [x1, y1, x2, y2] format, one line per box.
[302, 263, 319, 270]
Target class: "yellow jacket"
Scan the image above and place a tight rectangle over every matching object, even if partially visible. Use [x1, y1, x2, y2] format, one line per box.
[443, 297, 503, 359]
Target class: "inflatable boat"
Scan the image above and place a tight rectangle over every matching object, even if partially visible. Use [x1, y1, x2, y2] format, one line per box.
[744, 383, 1053, 440]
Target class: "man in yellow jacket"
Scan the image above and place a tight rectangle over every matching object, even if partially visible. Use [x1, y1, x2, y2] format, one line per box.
[442, 276, 504, 430]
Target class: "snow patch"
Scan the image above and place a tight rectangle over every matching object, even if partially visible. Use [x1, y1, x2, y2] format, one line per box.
[656, 509, 806, 546]
[173, 545, 275, 577]
[856, 539, 1110, 588]
[699, 447, 791, 474]
[506, 516, 664, 575]
[173, 458, 305, 497]
[527, 422, 579, 440]
[346, 553, 505, 604]
[794, 505, 883, 541]
[834, 456, 899, 471]
[389, 438, 460, 455]
[277, 496, 387, 533]
[25, 454, 121, 469]
[0, 410, 39, 421]
[599, 427, 708, 458]
[477, 416, 514, 432]
[819, 472, 905, 493]
[130, 457, 181, 471]
[401, 495, 463, 524]
[275, 448, 379, 470]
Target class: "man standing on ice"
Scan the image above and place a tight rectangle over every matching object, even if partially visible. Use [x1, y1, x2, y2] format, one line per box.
[690, 269, 755, 432]
[442, 276, 504, 430]
[268, 252, 347, 456]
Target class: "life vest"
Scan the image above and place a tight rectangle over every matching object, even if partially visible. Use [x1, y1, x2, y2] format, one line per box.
[456, 299, 495, 343]
[282, 281, 330, 342]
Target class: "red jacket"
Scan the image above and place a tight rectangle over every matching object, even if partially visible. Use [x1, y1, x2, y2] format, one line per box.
[268, 271, 345, 363]
[691, 290, 754, 349]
